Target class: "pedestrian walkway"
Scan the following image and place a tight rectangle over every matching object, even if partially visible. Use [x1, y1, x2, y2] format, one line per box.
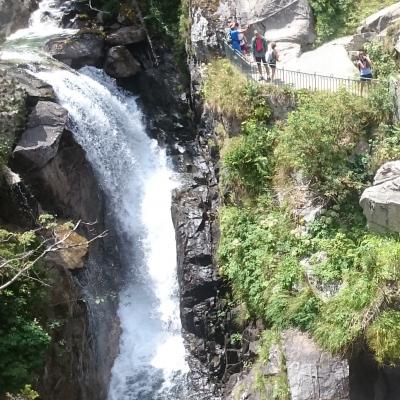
[223, 40, 377, 96]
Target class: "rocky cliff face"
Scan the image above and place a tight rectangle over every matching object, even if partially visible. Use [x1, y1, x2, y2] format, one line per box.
[0, 0, 38, 40]
[0, 66, 121, 400]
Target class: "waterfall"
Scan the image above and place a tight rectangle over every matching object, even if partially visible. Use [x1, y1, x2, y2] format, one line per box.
[36, 67, 189, 399]
[2, 1, 193, 398]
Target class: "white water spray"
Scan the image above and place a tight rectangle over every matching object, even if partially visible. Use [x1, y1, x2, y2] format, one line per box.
[1, 0, 76, 63]
[37, 66, 189, 400]
[2, 1, 192, 398]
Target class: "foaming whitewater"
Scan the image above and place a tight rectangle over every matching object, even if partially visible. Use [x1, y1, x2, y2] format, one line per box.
[1, 0, 76, 63]
[3, 2, 196, 398]
[36, 67, 189, 399]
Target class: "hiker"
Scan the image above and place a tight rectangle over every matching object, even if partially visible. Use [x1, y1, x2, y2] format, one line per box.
[239, 30, 248, 54]
[268, 42, 279, 81]
[252, 30, 270, 81]
[229, 22, 242, 53]
[238, 24, 249, 54]
[357, 51, 373, 94]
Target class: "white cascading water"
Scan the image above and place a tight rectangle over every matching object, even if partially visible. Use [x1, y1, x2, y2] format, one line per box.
[2, 1, 191, 398]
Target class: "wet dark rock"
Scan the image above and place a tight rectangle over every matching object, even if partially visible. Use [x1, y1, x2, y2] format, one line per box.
[350, 351, 400, 400]
[44, 32, 105, 69]
[0, 166, 38, 227]
[0, 0, 38, 40]
[106, 26, 145, 46]
[104, 46, 140, 78]
[2, 67, 55, 105]
[13, 101, 68, 170]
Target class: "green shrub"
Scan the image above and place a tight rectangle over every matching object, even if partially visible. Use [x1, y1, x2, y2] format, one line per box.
[365, 40, 398, 79]
[0, 229, 51, 393]
[370, 124, 400, 172]
[275, 90, 373, 199]
[314, 234, 400, 354]
[367, 311, 400, 365]
[218, 204, 299, 316]
[222, 121, 276, 197]
[310, 0, 398, 44]
[203, 59, 255, 120]
[309, 0, 355, 44]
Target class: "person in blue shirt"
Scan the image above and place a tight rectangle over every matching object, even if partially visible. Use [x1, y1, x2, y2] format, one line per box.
[230, 22, 244, 53]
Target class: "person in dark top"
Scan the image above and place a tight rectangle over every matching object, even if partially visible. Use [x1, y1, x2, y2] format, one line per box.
[268, 42, 280, 81]
[251, 30, 270, 81]
[357, 51, 373, 95]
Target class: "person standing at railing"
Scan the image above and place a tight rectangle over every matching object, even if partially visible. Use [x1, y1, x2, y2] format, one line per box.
[357, 51, 373, 95]
[268, 42, 280, 82]
[229, 22, 247, 53]
[252, 31, 270, 81]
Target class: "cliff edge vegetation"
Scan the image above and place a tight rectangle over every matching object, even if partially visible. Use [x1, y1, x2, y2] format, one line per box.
[204, 55, 400, 370]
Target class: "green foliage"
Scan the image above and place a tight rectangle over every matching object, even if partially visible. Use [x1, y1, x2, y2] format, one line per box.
[309, 0, 355, 44]
[275, 90, 374, 199]
[367, 311, 400, 365]
[147, 0, 182, 35]
[314, 234, 400, 354]
[203, 60, 257, 120]
[218, 204, 298, 316]
[0, 229, 51, 394]
[309, 0, 398, 43]
[230, 333, 243, 345]
[6, 385, 39, 400]
[365, 40, 398, 79]
[370, 124, 400, 172]
[222, 121, 276, 197]
[213, 49, 400, 366]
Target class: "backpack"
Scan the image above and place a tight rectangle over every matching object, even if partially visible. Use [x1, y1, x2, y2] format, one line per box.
[255, 37, 265, 52]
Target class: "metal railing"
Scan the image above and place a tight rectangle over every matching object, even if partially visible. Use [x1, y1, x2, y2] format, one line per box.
[222, 40, 377, 96]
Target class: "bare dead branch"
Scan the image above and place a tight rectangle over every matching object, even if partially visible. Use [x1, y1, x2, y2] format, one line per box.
[0, 221, 107, 291]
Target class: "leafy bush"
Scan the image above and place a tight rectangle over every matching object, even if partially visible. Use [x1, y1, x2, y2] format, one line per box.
[367, 311, 400, 365]
[222, 120, 276, 197]
[275, 90, 373, 199]
[364, 40, 398, 79]
[310, 0, 398, 43]
[314, 235, 400, 354]
[0, 229, 51, 393]
[309, 0, 355, 44]
[218, 204, 299, 316]
[370, 124, 400, 172]
[203, 59, 256, 120]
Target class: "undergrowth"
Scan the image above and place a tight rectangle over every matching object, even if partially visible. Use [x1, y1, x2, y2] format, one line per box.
[209, 57, 400, 366]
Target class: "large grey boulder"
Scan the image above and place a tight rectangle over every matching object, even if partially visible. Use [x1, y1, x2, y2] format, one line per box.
[238, 0, 315, 45]
[106, 26, 145, 46]
[3, 67, 55, 104]
[358, 3, 400, 34]
[13, 101, 68, 170]
[0, 0, 37, 40]
[44, 32, 105, 69]
[360, 161, 400, 233]
[103, 46, 140, 78]
[283, 330, 350, 400]
[190, 0, 315, 61]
